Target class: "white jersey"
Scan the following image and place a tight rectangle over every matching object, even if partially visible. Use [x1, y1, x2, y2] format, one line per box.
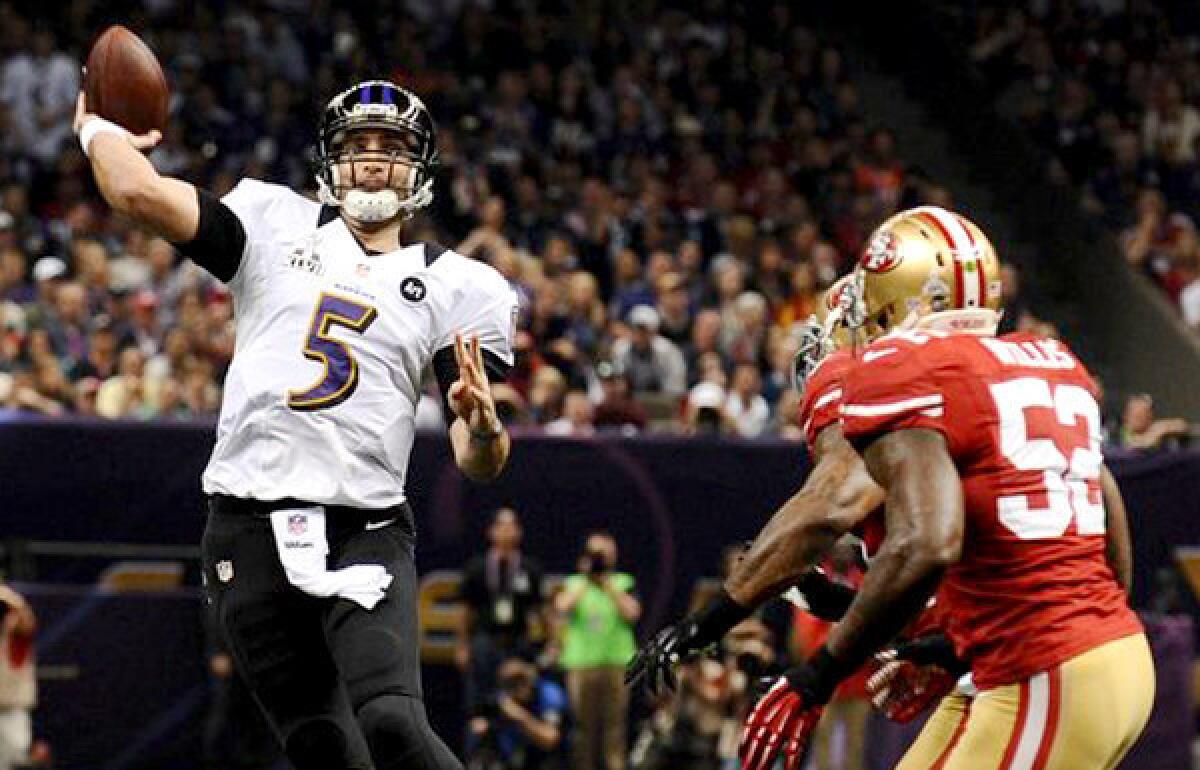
[201, 179, 517, 509]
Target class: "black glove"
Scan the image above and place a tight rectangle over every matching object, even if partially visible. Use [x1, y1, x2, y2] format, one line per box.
[890, 633, 968, 676]
[624, 589, 751, 696]
[794, 568, 857, 621]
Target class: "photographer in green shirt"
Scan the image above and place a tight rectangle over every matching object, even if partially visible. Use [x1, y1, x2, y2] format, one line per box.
[555, 532, 641, 770]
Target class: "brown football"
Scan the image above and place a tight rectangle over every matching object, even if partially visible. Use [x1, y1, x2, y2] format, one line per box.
[84, 25, 169, 136]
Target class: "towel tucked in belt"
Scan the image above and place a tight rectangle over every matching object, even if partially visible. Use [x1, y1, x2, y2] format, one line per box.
[268, 507, 393, 610]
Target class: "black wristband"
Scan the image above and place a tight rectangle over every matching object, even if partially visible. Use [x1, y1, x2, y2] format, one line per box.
[894, 634, 968, 675]
[791, 646, 858, 704]
[693, 589, 753, 643]
[796, 571, 857, 621]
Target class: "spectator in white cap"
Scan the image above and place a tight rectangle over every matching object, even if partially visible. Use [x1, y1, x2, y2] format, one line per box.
[684, 380, 730, 435]
[25, 256, 68, 329]
[31, 256, 66, 284]
[611, 304, 687, 398]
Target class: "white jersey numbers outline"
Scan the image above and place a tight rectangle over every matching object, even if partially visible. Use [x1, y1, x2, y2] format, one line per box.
[990, 378, 1105, 539]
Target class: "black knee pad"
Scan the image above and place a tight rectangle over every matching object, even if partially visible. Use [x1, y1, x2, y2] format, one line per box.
[358, 694, 463, 770]
[284, 717, 357, 770]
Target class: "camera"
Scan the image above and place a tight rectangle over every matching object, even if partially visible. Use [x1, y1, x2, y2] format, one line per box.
[585, 547, 609, 576]
[733, 650, 777, 681]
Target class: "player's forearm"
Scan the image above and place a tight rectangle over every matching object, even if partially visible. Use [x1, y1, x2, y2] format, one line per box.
[826, 430, 963, 669]
[725, 437, 882, 607]
[824, 532, 946, 670]
[87, 132, 198, 241]
[1100, 464, 1133, 594]
[450, 418, 510, 482]
[724, 488, 841, 607]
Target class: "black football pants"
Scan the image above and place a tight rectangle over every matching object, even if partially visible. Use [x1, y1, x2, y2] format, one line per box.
[201, 495, 463, 770]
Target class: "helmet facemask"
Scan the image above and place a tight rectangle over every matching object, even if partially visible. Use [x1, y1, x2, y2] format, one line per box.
[792, 274, 867, 394]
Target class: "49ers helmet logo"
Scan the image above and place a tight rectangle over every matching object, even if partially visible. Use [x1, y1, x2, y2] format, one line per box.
[861, 230, 901, 273]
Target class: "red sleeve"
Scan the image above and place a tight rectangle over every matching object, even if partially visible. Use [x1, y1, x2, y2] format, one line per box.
[799, 350, 853, 449]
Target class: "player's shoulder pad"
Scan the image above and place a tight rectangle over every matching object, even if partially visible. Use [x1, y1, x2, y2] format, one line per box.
[844, 330, 970, 404]
[808, 347, 855, 385]
[434, 247, 516, 303]
[221, 178, 318, 236]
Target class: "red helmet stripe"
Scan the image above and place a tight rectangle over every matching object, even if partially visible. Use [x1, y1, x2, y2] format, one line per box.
[955, 213, 989, 307]
[916, 210, 966, 308]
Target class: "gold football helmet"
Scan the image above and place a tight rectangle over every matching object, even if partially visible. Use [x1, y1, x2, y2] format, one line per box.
[857, 206, 1002, 339]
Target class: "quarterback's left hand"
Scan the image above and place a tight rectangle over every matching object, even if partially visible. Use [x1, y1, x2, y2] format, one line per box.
[449, 333, 501, 437]
[739, 648, 845, 770]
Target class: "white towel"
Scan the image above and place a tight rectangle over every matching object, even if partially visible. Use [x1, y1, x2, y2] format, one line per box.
[268, 507, 393, 610]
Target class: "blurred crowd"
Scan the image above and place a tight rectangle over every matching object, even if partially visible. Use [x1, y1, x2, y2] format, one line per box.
[961, 0, 1200, 335]
[3, 0, 1181, 444]
[450, 508, 866, 770]
[0, 0, 1017, 437]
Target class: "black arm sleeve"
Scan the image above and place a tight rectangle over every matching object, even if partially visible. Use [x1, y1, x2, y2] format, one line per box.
[432, 345, 511, 418]
[172, 189, 247, 283]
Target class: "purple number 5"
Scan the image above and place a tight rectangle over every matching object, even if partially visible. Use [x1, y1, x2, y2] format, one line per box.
[287, 293, 378, 411]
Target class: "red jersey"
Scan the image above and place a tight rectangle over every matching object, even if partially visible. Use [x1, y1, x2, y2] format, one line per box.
[799, 349, 855, 449]
[840, 330, 1141, 690]
[798, 349, 887, 554]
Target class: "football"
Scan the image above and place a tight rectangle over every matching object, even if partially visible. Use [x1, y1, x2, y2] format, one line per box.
[84, 25, 169, 136]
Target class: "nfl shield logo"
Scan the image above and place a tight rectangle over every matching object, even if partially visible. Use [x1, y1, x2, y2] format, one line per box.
[288, 513, 308, 535]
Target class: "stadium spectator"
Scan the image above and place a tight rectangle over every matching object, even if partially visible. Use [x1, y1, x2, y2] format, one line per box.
[683, 381, 730, 437]
[459, 509, 546, 718]
[591, 362, 646, 434]
[653, 271, 692, 349]
[1118, 393, 1190, 451]
[556, 532, 640, 770]
[0, 24, 78, 165]
[544, 391, 595, 437]
[0, 245, 30, 304]
[725, 364, 769, 438]
[465, 657, 569, 770]
[684, 309, 726, 386]
[611, 305, 687, 398]
[0, 583, 35, 770]
[997, 263, 1035, 335]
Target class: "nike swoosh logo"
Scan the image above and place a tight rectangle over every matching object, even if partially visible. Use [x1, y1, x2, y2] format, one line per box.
[863, 348, 898, 362]
[365, 518, 396, 531]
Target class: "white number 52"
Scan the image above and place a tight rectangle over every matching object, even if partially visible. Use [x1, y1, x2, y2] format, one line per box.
[990, 378, 1105, 539]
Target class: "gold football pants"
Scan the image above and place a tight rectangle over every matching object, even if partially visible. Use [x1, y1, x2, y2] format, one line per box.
[896, 633, 1154, 770]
